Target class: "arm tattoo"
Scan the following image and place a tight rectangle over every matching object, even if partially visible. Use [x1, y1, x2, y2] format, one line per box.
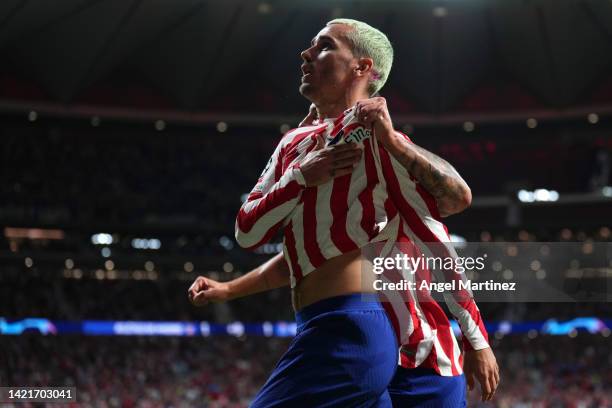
[393, 141, 471, 217]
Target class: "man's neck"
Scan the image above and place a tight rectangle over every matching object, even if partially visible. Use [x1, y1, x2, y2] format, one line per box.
[315, 91, 369, 120]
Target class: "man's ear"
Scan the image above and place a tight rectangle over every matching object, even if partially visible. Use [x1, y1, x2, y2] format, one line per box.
[354, 57, 374, 78]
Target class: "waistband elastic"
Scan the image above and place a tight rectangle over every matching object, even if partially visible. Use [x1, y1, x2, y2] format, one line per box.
[295, 293, 384, 327]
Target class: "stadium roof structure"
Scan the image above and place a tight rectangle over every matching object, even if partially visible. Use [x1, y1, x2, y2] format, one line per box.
[1, 0, 612, 125]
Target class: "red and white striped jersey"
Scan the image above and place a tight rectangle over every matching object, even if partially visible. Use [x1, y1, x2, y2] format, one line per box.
[235, 107, 489, 376]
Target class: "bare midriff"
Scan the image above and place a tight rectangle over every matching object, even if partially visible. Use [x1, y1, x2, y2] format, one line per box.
[291, 248, 377, 311]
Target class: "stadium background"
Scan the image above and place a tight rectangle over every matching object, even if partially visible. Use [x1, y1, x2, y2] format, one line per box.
[0, 0, 610, 406]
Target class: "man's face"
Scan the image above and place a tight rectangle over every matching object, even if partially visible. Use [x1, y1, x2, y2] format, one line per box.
[299, 24, 359, 104]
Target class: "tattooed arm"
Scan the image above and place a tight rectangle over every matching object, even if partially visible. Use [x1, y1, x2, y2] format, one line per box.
[385, 138, 472, 217]
[355, 97, 472, 217]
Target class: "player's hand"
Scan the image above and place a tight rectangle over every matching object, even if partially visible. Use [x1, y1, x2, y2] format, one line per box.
[299, 134, 362, 186]
[188, 276, 231, 306]
[464, 347, 500, 402]
[354, 97, 395, 146]
[299, 103, 319, 127]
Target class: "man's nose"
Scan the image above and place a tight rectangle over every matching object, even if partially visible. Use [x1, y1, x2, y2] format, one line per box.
[300, 47, 312, 62]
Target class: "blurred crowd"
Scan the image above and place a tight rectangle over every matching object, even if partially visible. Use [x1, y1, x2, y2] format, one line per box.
[0, 123, 268, 231]
[469, 335, 611, 408]
[0, 118, 610, 231]
[0, 334, 609, 408]
[0, 265, 293, 323]
[0, 336, 285, 408]
[0, 261, 609, 324]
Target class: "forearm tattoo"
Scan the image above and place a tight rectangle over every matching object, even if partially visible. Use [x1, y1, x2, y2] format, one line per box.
[394, 141, 470, 217]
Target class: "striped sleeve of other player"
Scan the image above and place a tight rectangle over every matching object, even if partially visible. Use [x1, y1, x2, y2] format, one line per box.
[235, 134, 306, 250]
[378, 132, 489, 351]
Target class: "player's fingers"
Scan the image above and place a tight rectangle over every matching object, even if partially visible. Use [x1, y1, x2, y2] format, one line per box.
[314, 133, 326, 149]
[479, 374, 492, 401]
[328, 142, 357, 153]
[299, 105, 318, 127]
[188, 277, 200, 291]
[192, 291, 209, 306]
[355, 98, 377, 109]
[359, 101, 382, 114]
[194, 277, 209, 291]
[466, 372, 475, 391]
[360, 111, 382, 125]
[331, 147, 362, 160]
[487, 372, 498, 401]
[334, 156, 361, 169]
[494, 366, 501, 387]
[307, 103, 317, 117]
[188, 286, 198, 299]
[188, 278, 203, 297]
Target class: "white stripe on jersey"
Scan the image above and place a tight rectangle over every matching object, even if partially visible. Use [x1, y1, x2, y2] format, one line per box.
[290, 202, 315, 276]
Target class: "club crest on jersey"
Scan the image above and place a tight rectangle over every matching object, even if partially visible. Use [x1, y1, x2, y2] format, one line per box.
[328, 123, 371, 146]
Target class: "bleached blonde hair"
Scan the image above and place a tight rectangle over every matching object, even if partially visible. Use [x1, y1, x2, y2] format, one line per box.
[327, 18, 394, 95]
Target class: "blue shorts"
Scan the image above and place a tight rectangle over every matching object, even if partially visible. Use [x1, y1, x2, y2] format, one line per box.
[388, 366, 467, 408]
[250, 294, 399, 408]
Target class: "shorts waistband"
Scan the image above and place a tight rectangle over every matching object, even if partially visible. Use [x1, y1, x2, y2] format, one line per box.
[295, 293, 384, 327]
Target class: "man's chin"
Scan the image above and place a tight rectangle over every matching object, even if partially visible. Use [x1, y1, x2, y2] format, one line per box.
[299, 83, 314, 99]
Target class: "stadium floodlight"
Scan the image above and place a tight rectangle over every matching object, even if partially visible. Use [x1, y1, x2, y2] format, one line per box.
[433, 6, 447, 17]
[262, 322, 274, 337]
[517, 189, 535, 203]
[216, 121, 228, 133]
[227, 322, 245, 337]
[219, 236, 234, 250]
[517, 189, 559, 203]
[254, 243, 283, 254]
[91, 233, 113, 245]
[526, 118, 538, 128]
[131, 238, 162, 250]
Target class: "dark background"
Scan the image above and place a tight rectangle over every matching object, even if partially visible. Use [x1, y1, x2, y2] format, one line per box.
[0, 1, 610, 407]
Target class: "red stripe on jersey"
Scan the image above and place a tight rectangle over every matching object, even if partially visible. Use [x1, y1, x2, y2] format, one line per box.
[239, 221, 285, 251]
[331, 113, 347, 136]
[286, 126, 323, 151]
[384, 197, 397, 219]
[237, 180, 302, 233]
[330, 174, 359, 252]
[302, 188, 326, 268]
[358, 138, 379, 239]
[423, 341, 440, 373]
[443, 224, 450, 238]
[436, 320, 460, 375]
[284, 221, 303, 281]
[275, 147, 284, 181]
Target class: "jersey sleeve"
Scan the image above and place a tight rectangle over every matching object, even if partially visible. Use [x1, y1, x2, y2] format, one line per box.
[235, 136, 306, 250]
[379, 132, 490, 351]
